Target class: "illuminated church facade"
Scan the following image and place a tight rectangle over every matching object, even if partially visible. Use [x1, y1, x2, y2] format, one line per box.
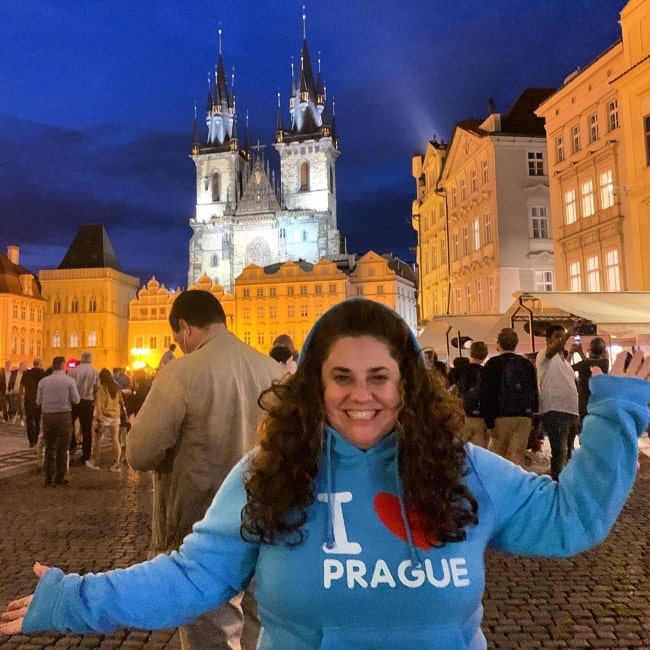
[188, 21, 345, 291]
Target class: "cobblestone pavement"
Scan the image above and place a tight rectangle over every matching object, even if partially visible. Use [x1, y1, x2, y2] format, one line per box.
[0, 421, 649, 649]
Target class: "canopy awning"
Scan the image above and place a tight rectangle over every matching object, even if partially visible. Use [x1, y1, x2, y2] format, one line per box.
[523, 292, 650, 338]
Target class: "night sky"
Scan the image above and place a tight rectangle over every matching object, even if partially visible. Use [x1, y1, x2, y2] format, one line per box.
[0, 0, 626, 289]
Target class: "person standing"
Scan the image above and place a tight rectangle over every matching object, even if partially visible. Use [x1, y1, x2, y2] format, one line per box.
[126, 290, 282, 650]
[456, 341, 489, 447]
[22, 359, 46, 447]
[11, 362, 27, 425]
[36, 356, 80, 487]
[571, 336, 609, 423]
[480, 328, 539, 468]
[537, 325, 580, 481]
[69, 352, 98, 464]
[87, 369, 122, 471]
[1, 361, 15, 423]
[158, 343, 176, 368]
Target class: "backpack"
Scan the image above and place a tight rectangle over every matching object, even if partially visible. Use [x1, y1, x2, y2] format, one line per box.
[457, 364, 482, 417]
[497, 355, 537, 417]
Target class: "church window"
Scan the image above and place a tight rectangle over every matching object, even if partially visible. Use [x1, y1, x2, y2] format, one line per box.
[53, 331, 61, 348]
[70, 331, 79, 348]
[211, 254, 219, 267]
[288, 305, 295, 318]
[89, 297, 97, 313]
[88, 330, 97, 347]
[299, 162, 310, 191]
[212, 172, 221, 202]
[71, 297, 79, 313]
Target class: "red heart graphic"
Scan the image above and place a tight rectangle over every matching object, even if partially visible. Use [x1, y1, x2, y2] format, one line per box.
[373, 491, 437, 550]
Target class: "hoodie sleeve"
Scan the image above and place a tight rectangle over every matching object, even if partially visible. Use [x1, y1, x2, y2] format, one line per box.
[468, 374, 650, 557]
[22, 461, 258, 634]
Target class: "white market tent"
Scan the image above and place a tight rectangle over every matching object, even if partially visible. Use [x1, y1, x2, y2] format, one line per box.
[418, 292, 650, 359]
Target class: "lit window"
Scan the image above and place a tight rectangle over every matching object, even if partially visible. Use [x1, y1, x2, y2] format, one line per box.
[568, 261, 582, 292]
[88, 330, 97, 347]
[70, 331, 79, 348]
[71, 297, 79, 313]
[472, 219, 480, 250]
[530, 207, 549, 239]
[599, 170, 614, 209]
[564, 189, 577, 224]
[486, 276, 494, 311]
[586, 255, 600, 291]
[53, 331, 61, 348]
[581, 179, 595, 217]
[462, 226, 469, 256]
[535, 271, 554, 292]
[88, 297, 97, 313]
[476, 279, 483, 312]
[605, 249, 621, 291]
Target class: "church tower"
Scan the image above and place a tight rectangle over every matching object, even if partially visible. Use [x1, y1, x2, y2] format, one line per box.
[187, 14, 343, 292]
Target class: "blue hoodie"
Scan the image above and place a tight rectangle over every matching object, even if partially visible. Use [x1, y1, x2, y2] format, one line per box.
[22, 375, 650, 648]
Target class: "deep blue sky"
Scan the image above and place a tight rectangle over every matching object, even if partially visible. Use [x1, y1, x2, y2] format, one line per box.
[0, 0, 626, 289]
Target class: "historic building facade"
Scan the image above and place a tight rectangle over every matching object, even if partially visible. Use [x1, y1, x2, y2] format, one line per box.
[39, 225, 139, 371]
[0, 246, 45, 366]
[412, 89, 556, 323]
[188, 24, 344, 291]
[536, 0, 650, 291]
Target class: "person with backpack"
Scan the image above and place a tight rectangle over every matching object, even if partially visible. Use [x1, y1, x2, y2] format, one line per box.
[537, 325, 580, 481]
[456, 341, 489, 447]
[480, 328, 539, 468]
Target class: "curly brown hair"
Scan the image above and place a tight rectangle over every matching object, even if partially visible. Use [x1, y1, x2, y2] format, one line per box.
[241, 299, 478, 546]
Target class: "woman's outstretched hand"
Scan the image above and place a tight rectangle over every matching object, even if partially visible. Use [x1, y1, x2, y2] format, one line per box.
[592, 350, 650, 379]
[0, 563, 49, 635]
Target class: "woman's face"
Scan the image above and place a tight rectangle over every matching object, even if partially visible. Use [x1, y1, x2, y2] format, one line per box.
[321, 335, 401, 449]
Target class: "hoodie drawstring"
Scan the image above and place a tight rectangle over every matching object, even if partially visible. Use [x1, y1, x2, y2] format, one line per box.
[324, 427, 336, 549]
[395, 437, 422, 568]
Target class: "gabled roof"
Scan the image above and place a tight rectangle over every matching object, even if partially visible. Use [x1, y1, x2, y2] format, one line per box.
[58, 224, 123, 271]
[0, 253, 44, 298]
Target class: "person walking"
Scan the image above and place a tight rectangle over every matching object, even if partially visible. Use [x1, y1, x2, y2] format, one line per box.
[2, 300, 649, 648]
[36, 356, 80, 487]
[86, 369, 122, 471]
[125, 289, 283, 650]
[1, 361, 16, 423]
[69, 352, 98, 464]
[480, 328, 539, 468]
[456, 341, 489, 447]
[537, 325, 581, 481]
[22, 359, 46, 448]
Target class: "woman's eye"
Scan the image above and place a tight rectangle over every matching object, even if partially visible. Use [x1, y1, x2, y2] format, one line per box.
[369, 375, 388, 384]
[333, 375, 351, 384]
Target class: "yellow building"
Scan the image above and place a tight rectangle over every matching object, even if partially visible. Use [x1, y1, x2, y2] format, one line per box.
[127, 275, 236, 369]
[234, 252, 418, 354]
[40, 224, 139, 371]
[535, 0, 650, 290]
[411, 137, 449, 324]
[0, 246, 45, 366]
[413, 90, 555, 321]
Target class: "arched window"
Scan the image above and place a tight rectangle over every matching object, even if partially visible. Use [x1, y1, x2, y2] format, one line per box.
[71, 297, 79, 313]
[53, 299, 61, 314]
[212, 172, 221, 202]
[88, 330, 97, 347]
[89, 297, 97, 313]
[53, 331, 61, 348]
[211, 254, 219, 267]
[70, 331, 79, 348]
[299, 162, 309, 191]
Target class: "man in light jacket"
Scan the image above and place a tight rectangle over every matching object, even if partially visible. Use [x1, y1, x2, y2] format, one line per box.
[126, 290, 282, 650]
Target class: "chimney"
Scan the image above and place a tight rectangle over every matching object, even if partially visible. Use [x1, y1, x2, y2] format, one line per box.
[7, 245, 19, 265]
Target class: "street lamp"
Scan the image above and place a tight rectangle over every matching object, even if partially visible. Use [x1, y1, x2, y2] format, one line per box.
[130, 347, 150, 370]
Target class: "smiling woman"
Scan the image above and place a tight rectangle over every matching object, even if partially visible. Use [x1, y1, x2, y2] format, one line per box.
[2, 299, 649, 650]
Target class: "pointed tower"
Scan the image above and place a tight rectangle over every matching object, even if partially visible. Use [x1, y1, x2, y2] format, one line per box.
[189, 27, 250, 284]
[273, 8, 340, 226]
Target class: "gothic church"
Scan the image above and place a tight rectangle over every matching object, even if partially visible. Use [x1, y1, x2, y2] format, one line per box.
[188, 18, 345, 290]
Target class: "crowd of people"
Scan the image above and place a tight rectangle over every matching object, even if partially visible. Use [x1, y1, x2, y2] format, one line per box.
[0, 295, 649, 649]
